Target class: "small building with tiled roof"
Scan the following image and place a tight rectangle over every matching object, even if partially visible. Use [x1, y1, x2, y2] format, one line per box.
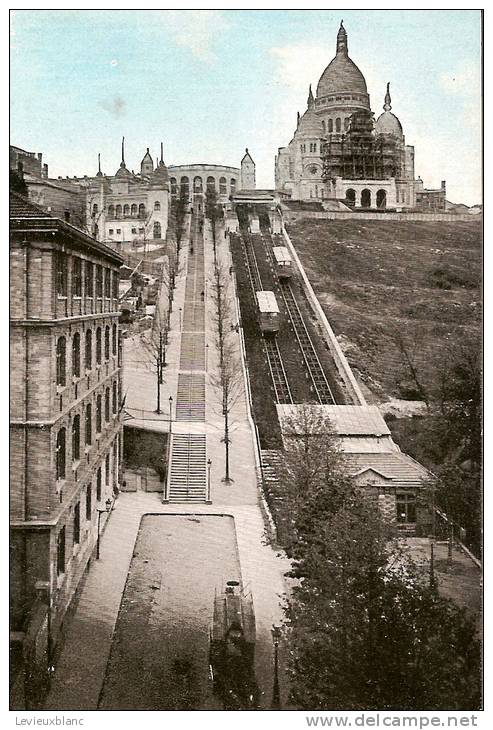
[276, 403, 432, 535]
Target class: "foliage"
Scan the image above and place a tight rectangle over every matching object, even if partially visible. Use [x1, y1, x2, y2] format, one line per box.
[280, 406, 481, 711]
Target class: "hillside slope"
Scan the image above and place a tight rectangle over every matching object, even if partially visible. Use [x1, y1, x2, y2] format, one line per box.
[287, 219, 482, 405]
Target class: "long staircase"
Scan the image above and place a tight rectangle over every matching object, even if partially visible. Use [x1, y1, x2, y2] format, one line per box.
[167, 434, 207, 503]
[165, 211, 209, 503]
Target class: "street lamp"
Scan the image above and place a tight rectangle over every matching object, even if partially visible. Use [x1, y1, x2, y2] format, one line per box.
[169, 395, 173, 434]
[271, 624, 282, 709]
[206, 458, 212, 503]
[96, 498, 113, 560]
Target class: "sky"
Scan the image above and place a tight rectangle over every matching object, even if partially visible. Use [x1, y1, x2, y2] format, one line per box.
[10, 9, 482, 205]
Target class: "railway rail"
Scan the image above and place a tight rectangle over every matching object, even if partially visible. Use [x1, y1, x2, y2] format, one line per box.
[237, 231, 293, 405]
[279, 280, 335, 405]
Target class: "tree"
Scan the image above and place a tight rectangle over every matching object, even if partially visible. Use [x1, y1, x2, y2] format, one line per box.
[286, 492, 482, 711]
[205, 188, 223, 261]
[275, 404, 355, 556]
[209, 259, 242, 483]
[172, 184, 189, 250]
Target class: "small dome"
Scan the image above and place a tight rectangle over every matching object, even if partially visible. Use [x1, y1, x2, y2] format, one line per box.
[295, 108, 322, 139]
[375, 110, 403, 137]
[115, 162, 133, 178]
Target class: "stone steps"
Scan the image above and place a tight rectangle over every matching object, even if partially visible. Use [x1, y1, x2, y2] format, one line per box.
[167, 433, 207, 503]
[176, 373, 206, 421]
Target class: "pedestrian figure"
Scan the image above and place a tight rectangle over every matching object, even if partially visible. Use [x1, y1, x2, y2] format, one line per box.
[200, 291, 204, 301]
[190, 244, 194, 255]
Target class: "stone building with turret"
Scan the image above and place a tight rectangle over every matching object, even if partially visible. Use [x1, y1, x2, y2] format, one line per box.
[275, 22, 445, 211]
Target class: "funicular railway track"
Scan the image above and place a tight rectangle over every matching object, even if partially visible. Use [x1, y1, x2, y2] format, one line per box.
[256, 230, 336, 406]
[238, 228, 292, 404]
[279, 281, 335, 404]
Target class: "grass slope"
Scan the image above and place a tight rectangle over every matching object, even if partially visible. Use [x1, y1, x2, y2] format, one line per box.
[287, 219, 481, 403]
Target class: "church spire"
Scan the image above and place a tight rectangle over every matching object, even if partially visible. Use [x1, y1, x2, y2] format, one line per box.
[383, 82, 392, 112]
[96, 153, 102, 177]
[336, 20, 348, 56]
[159, 141, 165, 165]
[307, 84, 314, 108]
[120, 136, 126, 169]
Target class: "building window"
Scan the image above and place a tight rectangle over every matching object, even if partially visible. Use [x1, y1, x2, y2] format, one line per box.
[56, 428, 66, 480]
[85, 403, 92, 445]
[336, 117, 341, 133]
[96, 467, 102, 501]
[170, 178, 177, 196]
[138, 203, 146, 218]
[71, 333, 81, 378]
[180, 177, 189, 197]
[328, 119, 333, 133]
[104, 270, 111, 298]
[56, 252, 68, 297]
[116, 229, 121, 235]
[207, 176, 215, 193]
[73, 502, 80, 544]
[131, 204, 137, 217]
[104, 326, 110, 360]
[361, 189, 371, 208]
[377, 189, 387, 209]
[219, 177, 227, 195]
[131, 227, 137, 235]
[344, 117, 350, 131]
[123, 204, 130, 216]
[105, 453, 110, 485]
[322, 120, 326, 133]
[112, 273, 118, 299]
[153, 221, 161, 239]
[230, 178, 236, 194]
[96, 394, 102, 432]
[72, 414, 81, 462]
[86, 485, 92, 520]
[112, 381, 117, 414]
[108, 204, 115, 218]
[72, 258, 82, 297]
[85, 329, 92, 370]
[397, 493, 417, 524]
[112, 324, 117, 356]
[96, 265, 103, 297]
[57, 527, 66, 575]
[138, 228, 144, 234]
[115, 204, 122, 219]
[193, 177, 203, 193]
[96, 327, 102, 365]
[345, 189, 356, 208]
[92, 203, 98, 216]
[86, 261, 94, 297]
[105, 387, 110, 421]
[56, 336, 66, 386]
[109, 229, 114, 235]
[154, 201, 161, 211]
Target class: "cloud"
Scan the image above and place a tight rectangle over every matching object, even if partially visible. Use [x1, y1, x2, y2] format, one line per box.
[163, 10, 229, 63]
[99, 96, 126, 118]
[270, 44, 328, 93]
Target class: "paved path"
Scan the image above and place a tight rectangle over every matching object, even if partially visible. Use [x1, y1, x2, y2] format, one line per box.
[45, 215, 291, 710]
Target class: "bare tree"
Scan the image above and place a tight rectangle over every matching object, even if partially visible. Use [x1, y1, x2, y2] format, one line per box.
[209, 259, 243, 483]
[139, 292, 170, 414]
[381, 321, 431, 410]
